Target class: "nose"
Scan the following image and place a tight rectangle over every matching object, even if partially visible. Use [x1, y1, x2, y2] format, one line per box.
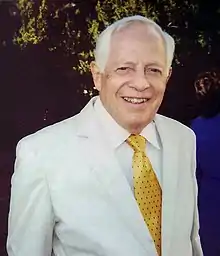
[132, 70, 150, 91]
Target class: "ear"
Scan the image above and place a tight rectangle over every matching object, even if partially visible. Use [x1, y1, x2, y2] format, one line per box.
[166, 67, 172, 83]
[90, 61, 102, 91]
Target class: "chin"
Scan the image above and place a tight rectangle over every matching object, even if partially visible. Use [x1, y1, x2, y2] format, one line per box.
[116, 111, 153, 133]
[123, 120, 147, 134]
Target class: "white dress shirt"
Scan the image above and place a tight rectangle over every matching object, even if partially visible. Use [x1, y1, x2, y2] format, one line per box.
[94, 97, 162, 187]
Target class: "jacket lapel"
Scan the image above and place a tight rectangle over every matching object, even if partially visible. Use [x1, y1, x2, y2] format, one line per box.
[75, 97, 157, 255]
[154, 115, 179, 256]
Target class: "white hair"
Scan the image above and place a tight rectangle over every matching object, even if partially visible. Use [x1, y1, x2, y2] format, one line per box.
[94, 15, 175, 74]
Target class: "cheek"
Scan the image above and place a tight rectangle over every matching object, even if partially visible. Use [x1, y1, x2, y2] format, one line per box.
[151, 84, 166, 99]
[99, 80, 122, 105]
[108, 79, 128, 96]
[100, 79, 114, 94]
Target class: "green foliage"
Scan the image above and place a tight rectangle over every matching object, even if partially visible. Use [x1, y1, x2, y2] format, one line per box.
[14, 0, 48, 46]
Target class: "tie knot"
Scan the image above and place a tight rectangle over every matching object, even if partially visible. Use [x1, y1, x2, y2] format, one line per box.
[127, 134, 146, 152]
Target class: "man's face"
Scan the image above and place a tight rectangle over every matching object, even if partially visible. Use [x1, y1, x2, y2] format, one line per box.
[91, 22, 171, 133]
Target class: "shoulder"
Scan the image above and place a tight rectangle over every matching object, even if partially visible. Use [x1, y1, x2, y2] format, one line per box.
[16, 114, 80, 156]
[155, 114, 196, 142]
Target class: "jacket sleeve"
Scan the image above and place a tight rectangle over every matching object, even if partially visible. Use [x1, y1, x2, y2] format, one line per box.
[190, 133, 203, 256]
[7, 138, 55, 256]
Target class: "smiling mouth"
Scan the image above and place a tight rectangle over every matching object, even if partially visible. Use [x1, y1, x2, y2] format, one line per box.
[122, 97, 149, 104]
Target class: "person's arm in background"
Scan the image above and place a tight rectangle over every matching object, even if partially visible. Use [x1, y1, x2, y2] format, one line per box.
[7, 138, 54, 256]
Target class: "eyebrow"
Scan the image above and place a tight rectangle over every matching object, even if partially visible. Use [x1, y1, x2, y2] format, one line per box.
[119, 61, 136, 66]
[120, 61, 164, 68]
[145, 61, 164, 68]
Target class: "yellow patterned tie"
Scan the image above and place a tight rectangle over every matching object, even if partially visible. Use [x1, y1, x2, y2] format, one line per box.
[127, 134, 162, 256]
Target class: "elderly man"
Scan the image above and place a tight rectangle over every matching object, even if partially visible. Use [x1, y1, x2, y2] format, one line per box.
[7, 16, 203, 256]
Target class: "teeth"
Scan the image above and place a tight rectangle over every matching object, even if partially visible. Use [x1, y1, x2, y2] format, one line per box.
[123, 97, 148, 104]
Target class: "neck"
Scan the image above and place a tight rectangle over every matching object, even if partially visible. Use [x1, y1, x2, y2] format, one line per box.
[125, 124, 146, 135]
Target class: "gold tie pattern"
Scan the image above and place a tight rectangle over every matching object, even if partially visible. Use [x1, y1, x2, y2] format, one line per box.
[127, 134, 162, 256]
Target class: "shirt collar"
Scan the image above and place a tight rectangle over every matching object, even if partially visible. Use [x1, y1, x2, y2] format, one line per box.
[94, 97, 161, 150]
[140, 121, 161, 150]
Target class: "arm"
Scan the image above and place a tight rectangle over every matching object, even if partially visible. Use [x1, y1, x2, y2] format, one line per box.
[7, 138, 55, 256]
[190, 133, 203, 256]
[190, 120, 203, 193]
[196, 163, 203, 194]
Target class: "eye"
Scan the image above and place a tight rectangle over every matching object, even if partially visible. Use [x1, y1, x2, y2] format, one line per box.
[148, 68, 162, 74]
[117, 67, 130, 71]
[151, 68, 161, 74]
[115, 66, 133, 75]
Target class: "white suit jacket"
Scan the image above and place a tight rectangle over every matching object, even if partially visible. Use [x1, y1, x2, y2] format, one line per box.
[7, 97, 203, 256]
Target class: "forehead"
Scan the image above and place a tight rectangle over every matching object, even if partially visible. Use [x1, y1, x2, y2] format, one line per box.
[107, 22, 166, 67]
